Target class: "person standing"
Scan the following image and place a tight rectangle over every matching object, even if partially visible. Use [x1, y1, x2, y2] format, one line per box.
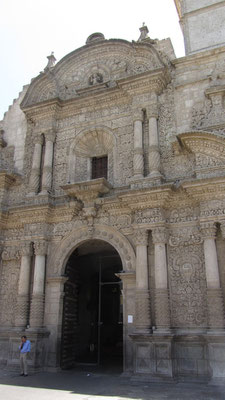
[19, 335, 31, 376]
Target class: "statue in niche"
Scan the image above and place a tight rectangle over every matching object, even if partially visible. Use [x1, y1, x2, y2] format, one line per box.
[88, 72, 103, 85]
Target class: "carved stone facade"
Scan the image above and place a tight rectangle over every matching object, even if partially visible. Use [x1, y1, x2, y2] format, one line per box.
[1, 4, 225, 382]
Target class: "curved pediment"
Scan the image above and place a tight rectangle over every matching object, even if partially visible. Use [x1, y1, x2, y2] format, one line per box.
[21, 38, 166, 109]
[177, 131, 225, 178]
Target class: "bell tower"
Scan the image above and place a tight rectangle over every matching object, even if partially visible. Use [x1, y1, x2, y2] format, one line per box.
[174, 0, 225, 55]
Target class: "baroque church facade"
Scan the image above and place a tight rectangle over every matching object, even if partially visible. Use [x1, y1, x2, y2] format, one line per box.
[1, 0, 225, 382]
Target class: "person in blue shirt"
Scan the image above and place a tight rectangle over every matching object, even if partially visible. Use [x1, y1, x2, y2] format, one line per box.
[19, 335, 31, 376]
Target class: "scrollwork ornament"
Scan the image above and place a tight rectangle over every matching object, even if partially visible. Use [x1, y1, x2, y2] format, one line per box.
[1, 247, 20, 260]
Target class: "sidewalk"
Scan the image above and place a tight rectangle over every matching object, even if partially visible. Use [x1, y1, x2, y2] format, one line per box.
[0, 366, 224, 400]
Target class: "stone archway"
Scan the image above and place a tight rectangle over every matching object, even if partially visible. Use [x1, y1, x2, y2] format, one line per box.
[61, 239, 124, 368]
[46, 225, 136, 370]
[49, 224, 136, 277]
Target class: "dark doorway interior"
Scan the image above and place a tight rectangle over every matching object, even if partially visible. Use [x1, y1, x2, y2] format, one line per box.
[61, 240, 123, 370]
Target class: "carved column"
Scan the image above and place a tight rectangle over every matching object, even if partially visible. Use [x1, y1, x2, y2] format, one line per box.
[41, 130, 56, 194]
[133, 110, 144, 178]
[201, 222, 225, 329]
[146, 104, 161, 178]
[29, 134, 43, 194]
[29, 240, 48, 328]
[135, 229, 151, 333]
[15, 242, 33, 327]
[152, 227, 170, 331]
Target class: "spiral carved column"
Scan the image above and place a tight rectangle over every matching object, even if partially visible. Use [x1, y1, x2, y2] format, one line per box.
[29, 240, 48, 328]
[133, 110, 144, 178]
[15, 242, 33, 327]
[201, 222, 225, 329]
[135, 229, 151, 333]
[29, 134, 44, 195]
[152, 227, 171, 331]
[41, 130, 55, 194]
[146, 104, 161, 178]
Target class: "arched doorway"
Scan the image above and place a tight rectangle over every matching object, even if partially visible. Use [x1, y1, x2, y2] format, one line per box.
[60, 239, 123, 369]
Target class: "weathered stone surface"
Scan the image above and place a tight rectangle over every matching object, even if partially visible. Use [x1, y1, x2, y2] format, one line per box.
[0, 9, 225, 382]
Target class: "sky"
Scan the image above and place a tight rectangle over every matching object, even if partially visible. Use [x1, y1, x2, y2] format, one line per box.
[0, 0, 185, 120]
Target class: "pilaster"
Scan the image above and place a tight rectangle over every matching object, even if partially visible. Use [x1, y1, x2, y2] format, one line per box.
[200, 222, 225, 330]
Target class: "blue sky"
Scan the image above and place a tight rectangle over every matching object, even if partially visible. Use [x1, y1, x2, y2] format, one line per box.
[0, 0, 185, 120]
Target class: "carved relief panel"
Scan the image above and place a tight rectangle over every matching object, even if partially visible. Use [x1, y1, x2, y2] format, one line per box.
[168, 243, 207, 328]
[0, 260, 20, 326]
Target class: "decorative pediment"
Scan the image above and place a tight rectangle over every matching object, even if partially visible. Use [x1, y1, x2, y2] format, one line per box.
[177, 131, 225, 178]
[21, 38, 167, 109]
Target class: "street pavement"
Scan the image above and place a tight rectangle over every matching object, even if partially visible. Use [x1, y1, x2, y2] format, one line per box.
[0, 366, 225, 400]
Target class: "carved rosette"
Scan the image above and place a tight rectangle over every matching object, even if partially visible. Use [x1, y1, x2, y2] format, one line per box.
[207, 288, 225, 329]
[152, 226, 167, 244]
[134, 229, 148, 246]
[34, 240, 48, 256]
[154, 289, 171, 329]
[15, 295, 29, 327]
[200, 222, 217, 239]
[135, 289, 151, 333]
[29, 294, 45, 327]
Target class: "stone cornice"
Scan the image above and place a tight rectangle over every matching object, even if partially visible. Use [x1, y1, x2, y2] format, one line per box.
[118, 184, 173, 209]
[182, 176, 225, 202]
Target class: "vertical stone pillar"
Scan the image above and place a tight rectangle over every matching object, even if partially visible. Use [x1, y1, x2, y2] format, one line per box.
[41, 130, 56, 194]
[152, 227, 170, 331]
[135, 229, 151, 333]
[133, 110, 144, 178]
[29, 134, 43, 194]
[30, 240, 48, 328]
[15, 242, 33, 327]
[201, 222, 225, 329]
[146, 103, 161, 178]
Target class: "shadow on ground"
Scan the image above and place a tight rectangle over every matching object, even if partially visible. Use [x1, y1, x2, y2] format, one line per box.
[0, 365, 225, 400]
